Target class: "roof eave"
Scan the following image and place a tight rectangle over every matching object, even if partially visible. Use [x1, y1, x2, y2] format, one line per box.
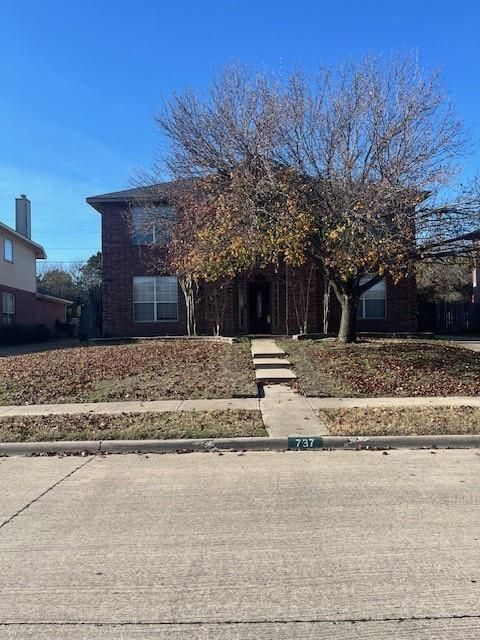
[35, 292, 73, 305]
[0, 221, 47, 258]
[86, 194, 168, 213]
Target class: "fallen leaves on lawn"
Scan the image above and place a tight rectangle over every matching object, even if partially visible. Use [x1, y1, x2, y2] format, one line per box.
[0, 410, 266, 442]
[321, 406, 480, 436]
[285, 339, 480, 397]
[0, 341, 256, 405]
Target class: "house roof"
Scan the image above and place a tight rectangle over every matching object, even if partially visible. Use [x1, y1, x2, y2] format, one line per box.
[86, 183, 173, 212]
[36, 290, 73, 305]
[0, 220, 46, 259]
[462, 229, 480, 241]
[86, 179, 194, 212]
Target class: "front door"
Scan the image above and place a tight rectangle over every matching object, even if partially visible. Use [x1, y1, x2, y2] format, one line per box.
[248, 282, 271, 334]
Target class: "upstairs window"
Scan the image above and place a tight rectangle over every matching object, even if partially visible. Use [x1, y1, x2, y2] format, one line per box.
[3, 238, 13, 262]
[2, 292, 15, 324]
[131, 206, 176, 246]
[133, 276, 178, 322]
[358, 276, 386, 319]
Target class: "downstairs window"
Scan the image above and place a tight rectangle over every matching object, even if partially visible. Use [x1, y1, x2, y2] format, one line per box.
[133, 276, 178, 322]
[358, 277, 386, 319]
[2, 292, 15, 324]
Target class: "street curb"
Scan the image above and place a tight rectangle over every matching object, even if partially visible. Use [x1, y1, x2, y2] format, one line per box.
[1, 434, 480, 456]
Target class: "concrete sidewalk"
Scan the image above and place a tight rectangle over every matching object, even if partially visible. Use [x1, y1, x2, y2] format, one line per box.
[308, 396, 480, 409]
[1, 394, 480, 418]
[0, 398, 260, 417]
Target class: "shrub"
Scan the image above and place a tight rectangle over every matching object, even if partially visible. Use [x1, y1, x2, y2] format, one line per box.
[0, 324, 51, 345]
[55, 320, 77, 338]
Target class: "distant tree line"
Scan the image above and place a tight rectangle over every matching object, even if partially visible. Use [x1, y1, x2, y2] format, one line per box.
[37, 252, 102, 318]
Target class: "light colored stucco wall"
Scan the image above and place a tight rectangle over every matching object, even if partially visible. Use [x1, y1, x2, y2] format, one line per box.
[0, 229, 37, 293]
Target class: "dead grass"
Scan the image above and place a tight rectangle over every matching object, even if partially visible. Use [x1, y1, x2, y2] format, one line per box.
[320, 406, 480, 436]
[0, 410, 266, 442]
[0, 340, 257, 405]
[280, 339, 480, 397]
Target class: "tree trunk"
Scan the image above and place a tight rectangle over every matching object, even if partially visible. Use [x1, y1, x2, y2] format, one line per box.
[180, 276, 198, 336]
[323, 280, 331, 335]
[337, 293, 359, 343]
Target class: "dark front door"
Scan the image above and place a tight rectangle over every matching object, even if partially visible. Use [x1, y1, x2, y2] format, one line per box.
[248, 282, 271, 333]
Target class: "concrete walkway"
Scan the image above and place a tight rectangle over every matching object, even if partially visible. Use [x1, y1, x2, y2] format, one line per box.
[260, 384, 328, 437]
[0, 339, 79, 358]
[437, 336, 480, 353]
[251, 339, 327, 437]
[251, 339, 297, 381]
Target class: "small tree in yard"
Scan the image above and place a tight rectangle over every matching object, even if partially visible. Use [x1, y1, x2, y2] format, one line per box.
[287, 264, 316, 335]
[153, 58, 480, 342]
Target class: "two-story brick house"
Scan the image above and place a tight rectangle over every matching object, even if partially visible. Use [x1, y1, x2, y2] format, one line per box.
[87, 184, 417, 338]
[0, 195, 71, 332]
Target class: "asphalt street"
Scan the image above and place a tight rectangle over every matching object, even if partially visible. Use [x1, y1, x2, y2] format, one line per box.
[0, 449, 479, 639]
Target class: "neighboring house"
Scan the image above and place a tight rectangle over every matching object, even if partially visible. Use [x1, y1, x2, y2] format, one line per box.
[87, 184, 417, 337]
[0, 195, 71, 332]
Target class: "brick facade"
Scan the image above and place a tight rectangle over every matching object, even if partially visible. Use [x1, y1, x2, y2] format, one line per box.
[0, 284, 68, 332]
[97, 200, 417, 337]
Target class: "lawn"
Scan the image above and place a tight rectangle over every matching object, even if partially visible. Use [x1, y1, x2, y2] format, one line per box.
[0, 410, 266, 442]
[0, 340, 257, 405]
[279, 339, 480, 397]
[319, 406, 480, 436]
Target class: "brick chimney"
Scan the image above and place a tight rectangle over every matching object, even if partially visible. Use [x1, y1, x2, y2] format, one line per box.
[15, 194, 31, 239]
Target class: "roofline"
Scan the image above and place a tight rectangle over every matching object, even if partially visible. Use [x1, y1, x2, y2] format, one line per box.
[0, 221, 47, 259]
[85, 196, 167, 213]
[86, 194, 168, 214]
[86, 182, 182, 213]
[35, 292, 73, 305]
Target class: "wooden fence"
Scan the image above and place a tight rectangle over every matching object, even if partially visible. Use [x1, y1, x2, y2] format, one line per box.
[418, 301, 480, 334]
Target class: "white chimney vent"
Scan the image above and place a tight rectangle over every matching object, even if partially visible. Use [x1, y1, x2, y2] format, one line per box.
[15, 194, 31, 239]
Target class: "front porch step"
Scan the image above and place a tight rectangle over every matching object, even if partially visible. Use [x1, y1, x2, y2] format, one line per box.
[253, 357, 292, 368]
[255, 368, 297, 381]
[251, 341, 286, 358]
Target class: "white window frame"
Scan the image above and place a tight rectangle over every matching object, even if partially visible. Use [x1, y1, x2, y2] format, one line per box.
[133, 276, 178, 323]
[358, 276, 387, 320]
[131, 206, 176, 246]
[3, 237, 13, 263]
[2, 292, 15, 324]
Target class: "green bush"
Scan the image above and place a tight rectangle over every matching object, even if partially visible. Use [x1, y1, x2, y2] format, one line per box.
[0, 324, 51, 345]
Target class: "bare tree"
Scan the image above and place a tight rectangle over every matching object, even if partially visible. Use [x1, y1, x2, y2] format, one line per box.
[275, 56, 477, 341]
[152, 57, 479, 341]
[288, 265, 315, 334]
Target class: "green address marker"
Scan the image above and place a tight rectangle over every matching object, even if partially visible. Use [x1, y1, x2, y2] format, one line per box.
[287, 436, 324, 450]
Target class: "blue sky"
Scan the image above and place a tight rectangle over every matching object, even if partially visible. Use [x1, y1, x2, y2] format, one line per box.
[1, 0, 479, 266]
